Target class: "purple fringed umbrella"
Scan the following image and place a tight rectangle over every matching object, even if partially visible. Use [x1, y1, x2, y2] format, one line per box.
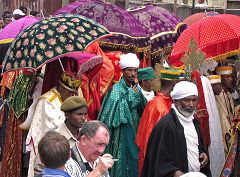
[53, 0, 150, 52]
[128, 5, 187, 54]
[0, 16, 40, 42]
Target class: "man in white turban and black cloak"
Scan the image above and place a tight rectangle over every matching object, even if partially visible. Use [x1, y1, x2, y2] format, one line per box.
[98, 53, 147, 177]
[141, 81, 211, 177]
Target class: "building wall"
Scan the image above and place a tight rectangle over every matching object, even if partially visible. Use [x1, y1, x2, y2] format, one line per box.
[1, 0, 64, 17]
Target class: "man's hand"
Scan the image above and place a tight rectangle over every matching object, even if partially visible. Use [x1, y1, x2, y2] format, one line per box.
[131, 84, 138, 93]
[199, 153, 208, 168]
[95, 154, 114, 175]
[173, 170, 184, 177]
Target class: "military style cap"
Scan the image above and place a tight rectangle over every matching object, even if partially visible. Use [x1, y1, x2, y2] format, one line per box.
[61, 96, 87, 112]
[137, 67, 156, 81]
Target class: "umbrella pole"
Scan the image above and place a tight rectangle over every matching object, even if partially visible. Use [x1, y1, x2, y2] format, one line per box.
[58, 59, 65, 73]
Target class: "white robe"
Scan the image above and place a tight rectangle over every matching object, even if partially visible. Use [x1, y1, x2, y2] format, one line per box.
[201, 76, 225, 177]
[20, 88, 65, 177]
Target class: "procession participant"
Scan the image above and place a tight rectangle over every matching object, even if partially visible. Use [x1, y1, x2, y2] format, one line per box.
[65, 121, 114, 177]
[137, 67, 156, 102]
[215, 66, 235, 126]
[141, 81, 211, 177]
[21, 72, 81, 177]
[208, 74, 232, 153]
[36, 131, 71, 177]
[98, 53, 146, 177]
[136, 68, 181, 175]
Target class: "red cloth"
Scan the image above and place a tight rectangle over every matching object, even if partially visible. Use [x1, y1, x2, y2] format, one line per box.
[135, 92, 172, 176]
[191, 70, 211, 147]
[85, 42, 114, 99]
[104, 51, 123, 83]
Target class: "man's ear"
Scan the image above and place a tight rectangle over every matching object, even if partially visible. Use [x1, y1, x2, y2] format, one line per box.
[80, 135, 88, 145]
[65, 112, 70, 119]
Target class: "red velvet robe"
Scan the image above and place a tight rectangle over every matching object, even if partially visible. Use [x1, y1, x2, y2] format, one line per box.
[135, 92, 172, 175]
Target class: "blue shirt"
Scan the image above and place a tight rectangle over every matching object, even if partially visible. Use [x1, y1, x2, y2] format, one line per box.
[42, 168, 71, 177]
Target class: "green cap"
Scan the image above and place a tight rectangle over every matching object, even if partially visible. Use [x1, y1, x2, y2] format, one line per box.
[61, 96, 87, 112]
[160, 69, 181, 80]
[137, 67, 156, 81]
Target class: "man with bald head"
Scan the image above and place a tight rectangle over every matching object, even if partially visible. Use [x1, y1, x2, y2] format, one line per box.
[141, 81, 211, 177]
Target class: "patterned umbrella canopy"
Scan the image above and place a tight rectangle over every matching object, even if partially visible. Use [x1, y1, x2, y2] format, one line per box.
[127, 5, 187, 54]
[169, 14, 240, 67]
[184, 11, 219, 26]
[2, 14, 110, 73]
[53, 0, 150, 52]
[0, 16, 40, 43]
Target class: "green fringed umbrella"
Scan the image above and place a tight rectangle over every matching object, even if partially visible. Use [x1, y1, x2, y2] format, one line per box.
[2, 14, 110, 73]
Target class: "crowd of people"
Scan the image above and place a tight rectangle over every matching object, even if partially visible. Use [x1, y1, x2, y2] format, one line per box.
[0, 6, 40, 31]
[0, 4, 240, 177]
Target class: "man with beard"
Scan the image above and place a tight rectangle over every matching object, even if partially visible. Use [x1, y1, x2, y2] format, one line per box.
[98, 53, 147, 177]
[141, 81, 211, 177]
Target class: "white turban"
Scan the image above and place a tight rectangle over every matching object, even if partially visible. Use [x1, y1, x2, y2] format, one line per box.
[170, 81, 198, 100]
[119, 53, 140, 69]
[180, 172, 206, 177]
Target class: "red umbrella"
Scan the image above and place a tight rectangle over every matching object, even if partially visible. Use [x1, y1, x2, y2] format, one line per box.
[183, 11, 219, 25]
[169, 14, 240, 67]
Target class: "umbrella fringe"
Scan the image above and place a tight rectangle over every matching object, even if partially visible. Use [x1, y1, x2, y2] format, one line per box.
[211, 49, 240, 61]
[150, 22, 187, 40]
[0, 38, 14, 44]
[99, 41, 151, 53]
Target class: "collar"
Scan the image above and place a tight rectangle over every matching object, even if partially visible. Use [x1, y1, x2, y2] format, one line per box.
[57, 123, 78, 143]
[138, 85, 154, 95]
[77, 144, 99, 168]
[43, 168, 71, 177]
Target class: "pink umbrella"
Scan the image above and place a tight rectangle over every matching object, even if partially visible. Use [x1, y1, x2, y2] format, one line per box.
[0, 16, 40, 42]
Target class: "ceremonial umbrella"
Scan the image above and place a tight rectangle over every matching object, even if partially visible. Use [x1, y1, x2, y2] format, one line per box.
[127, 5, 187, 54]
[53, 0, 150, 52]
[2, 14, 110, 73]
[183, 11, 219, 26]
[0, 16, 40, 43]
[0, 16, 40, 70]
[169, 14, 240, 67]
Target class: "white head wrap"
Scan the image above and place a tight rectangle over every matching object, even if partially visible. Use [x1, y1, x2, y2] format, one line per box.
[180, 172, 206, 177]
[119, 53, 140, 69]
[170, 81, 198, 100]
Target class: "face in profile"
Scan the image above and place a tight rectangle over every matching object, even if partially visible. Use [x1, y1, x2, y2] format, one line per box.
[141, 79, 154, 92]
[83, 127, 110, 162]
[66, 107, 88, 128]
[174, 95, 198, 117]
